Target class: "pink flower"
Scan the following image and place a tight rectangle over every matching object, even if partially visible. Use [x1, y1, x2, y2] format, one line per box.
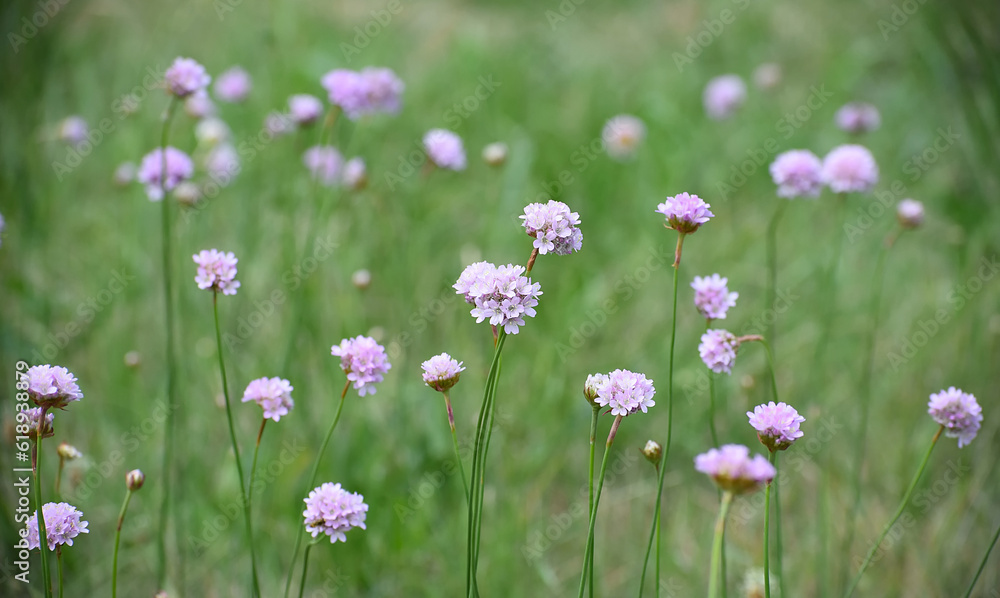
[192, 249, 241, 295]
[214, 66, 252, 103]
[242, 377, 294, 422]
[821, 145, 878, 194]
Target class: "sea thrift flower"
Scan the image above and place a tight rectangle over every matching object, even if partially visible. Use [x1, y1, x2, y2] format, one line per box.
[125, 469, 145, 491]
[242, 377, 295, 422]
[520, 200, 583, 255]
[192, 249, 241, 295]
[57, 443, 81, 460]
[753, 63, 782, 90]
[302, 482, 368, 543]
[424, 129, 466, 170]
[770, 150, 823, 198]
[747, 401, 806, 451]
[821, 144, 878, 194]
[704, 74, 747, 120]
[454, 262, 542, 334]
[594, 369, 656, 417]
[699, 329, 740, 374]
[195, 118, 231, 146]
[691, 274, 738, 320]
[137, 147, 194, 201]
[835, 102, 881, 134]
[583, 373, 609, 405]
[897, 199, 924, 229]
[321, 67, 404, 120]
[602, 114, 646, 160]
[214, 66, 251, 103]
[303, 145, 344, 186]
[351, 269, 371, 290]
[331, 336, 392, 397]
[454, 261, 496, 304]
[23, 365, 83, 408]
[342, 157, 367, 190]
[421, 353, 465, 392]
[695, 444, 775, 494]
[25, 502, 89, 550]
[288, 94, 323, 125]
[25, 408, 54, 440]
[928, 387, 982, 448]
[113, 162, 136, 187]
[57, 116, 88, 144]
[205, 144, 240, 184]
[165, 57, 211, 98]
[264, 111, 294, 136]
[656, 192, 714, 234]
[184, 90, 216, 118]
[642, 440, 663, 465]
[482, 142, 508, 166]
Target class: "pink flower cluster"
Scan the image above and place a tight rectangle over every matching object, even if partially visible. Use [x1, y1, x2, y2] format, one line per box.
[695, 444, 775, 494]
[331, 336, 392, 396]
[747, 401, 805, 452]
[454, 262, 542, 335]
[770, 150, 823, 199]
[589, 369, 656, 417]
[821, 144, 878, 194]
[214, 66, 251, 103]
[655, 192, 714, 234]
[165, 57, 211, 98]
[520, 200, 583, 256]
[424, 129, 466, 171]
[691, 274, 738, 321]
[137, 147, 194, 201]
[26, 502, 89, 550]
[321, 67, 404, 120]
[302, 482, 368, 544]
[699, 329, 740, 374]
[242, 377, 295, 422]
[23, 365, 83, 408]
[421, 353, 465, 392]
[928, 387, 982, 448]
[193, 249, 241, 295]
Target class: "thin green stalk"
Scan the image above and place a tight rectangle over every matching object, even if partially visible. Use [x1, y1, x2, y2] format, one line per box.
[247, 418, 266, 593]
[765, 201, 787, 388]
[774, 456, 784, 598]
[587, 404, 600, 598]
[283, 380, 350, 598]
[708, 492, 734, 598]
[55, 457, 64, 498]
[298, 543, 313, 598]
[843, 425, 944, 598]
[763, 453, 775, 598]
[442, 391, 469, 503]
[637, 460, 660, 598]
[578, 415, 624, 598]
[963, 520, 1000, 598]
[213, 292, 260, 598]
[112, 489, 135, 598]
[56, 546, 63, 598]
[706, 319, 719, 448]
[33, 409, 52, 598]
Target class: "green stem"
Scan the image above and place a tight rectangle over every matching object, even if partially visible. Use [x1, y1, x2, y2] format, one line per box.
[213, 292, 260, 598]
[708, 492, 734, 598]
[843, 425, 943, 598]
[55, 457, 64, 498]
[442, 391, 469, 503]
[56, 546, 63, 598]
[765, 201, 786, 393]
[33, 409, 52, 598]
[774, 455, 784, 598]
[963, 520, 1000, 598]
[578, 415, 623, 598]
[247, 418, 266, 593]
[112, 489, 134, 598]
[298, 543, 313, 598]
[637, 461, 660, 598]
[283, 380, 350, 598]
[587, 404, 600, 598]
[763, 453, 775, 598]
[706, 319, 719, 448]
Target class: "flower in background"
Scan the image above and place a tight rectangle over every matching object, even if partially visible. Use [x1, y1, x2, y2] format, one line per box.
[195, 118, 231, 147]
[896, 199, 924, 229]
[421, 353, 465, 392]
[57, 116, 88, 144]
[113, 162, 136, 187]
[454, 262, 542, 334]
[0, 212, 5, 246]
[656, 192, 714, 234]
[642, 440, 663, 466]
[264, 111, 294, 136]
[753, 63, 782, 90]
[174, 182, 201, 206]
[583, 373, 609, 405]
[331, 336, 392, 397]
[303, 145, 344, 186]
[704, 74, 746, 120]
[242, 377, 295, 422]
[192, 249, 241, 295]
[342, 157, 367, 190]
[520, 200, 583, 255]
[770, 150, 823, 199]
[695, 444, 775, 494]
[288, 94, 323, 126]
[302, 482, 368, 543]
[165, 57, 211, 98]
[214, 66, 251, 103]
[747, 401, 805, 452]
[137, 147, 194, 201]
[482, 142, 508, 166]
[23, 365, 83, 409]
[184, 90, 216, 118]
[699, 329, 740, 374]
[25, 407, 55, 440]
[321, 67, 404, 120]
[424, 129, 466, 171]
[691, 274, 738, 321]
[835, 102, 881, 135]
[821, 144, 878, 194]
[26, 502, 89, 550]
[205, 143, 241, 185]
[594, 369, 656, 417]
[602, 114, 646, 160]
[928, 387, 982, 448]
[57, 443, 82, 460]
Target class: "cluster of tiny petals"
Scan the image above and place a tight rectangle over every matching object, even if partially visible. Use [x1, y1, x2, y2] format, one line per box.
[897, 199, 924, 229]
[704, 74, 747, 120]
[822, 144, 878, 194]
[520, 201, 583, 255]
[656, 192, 714, 234]
[25, 407, 55, 439]
[454, 262, 542, 335]
[835, 102, 881, 134]
[213, 66, 251, 103]
[242, 377, 295, 422]
[331, 336, 392, 396]
[770, 150, 823, 199]
[321, 67, 404, 120]
[602, 114, 646, 160]
[26, 502, 89, 550]
[747, 401, 806, 451]
[594, 369, 656, 417]
[137, 147, 194, 201]
[691, 274, 739, 320]
[302, 483, 368, 544]
[584, 373, 609, 404]
[303, 145, 344, 186]
[23, 365, 83, 408]
[289, 94, 324, 125]
[165, 57, 211, 98]
[421, 353, 465, 392]
[424, 129, 466, 171]
[193, 249, 241, 295]
[699, 329, 740, 374]
[927, 387, 982, 448]
[695, 444, 775, 494]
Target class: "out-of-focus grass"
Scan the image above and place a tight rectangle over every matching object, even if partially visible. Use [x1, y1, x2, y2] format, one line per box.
[1, 0, 998, 596]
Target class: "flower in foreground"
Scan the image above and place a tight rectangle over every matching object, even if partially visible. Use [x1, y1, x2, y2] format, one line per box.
[242, 377, 295, 422]
[770, 149, 823, 199]
[23, 365, 83, 409]
[321, 67, 404, 120]
[421, 353, 465, 393]
[896, 199, 924, 229]
[821, 144, 878, 194]
[424, 129, 466, 171]
[699, 329, 740, 374]
[193, 249, 241, 295]
[453, 262, 542, 334]
[656, 192, 714, 234]
[928, 387, 982, 448]
[303, 145, 344, 187]
[288, 94, 324, 126]
[137, 147, 194, 201]
[302, 482, 368, 543]
[25, 407, 55, 440]
[214, 66, 251, 103]
[26, 502, 89, 550]
[165, 57, 211, 98]
[704, 74, 746, 120]
[747, 401, 805, 452]
[602, 114, 645, 160]
[331, 336, 392, 396]
[692, 274, 738, 321]
[594, 369, 656, 417]
[520, 200, 583, 255]
[695, 444, 775, 494]
[835, 102, 881, 134]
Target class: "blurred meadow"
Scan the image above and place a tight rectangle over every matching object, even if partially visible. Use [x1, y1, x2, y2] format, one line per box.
[1, 0, 999, 596]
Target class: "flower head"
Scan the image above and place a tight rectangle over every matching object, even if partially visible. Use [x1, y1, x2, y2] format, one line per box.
[343, 157, 367, 190]
[302, 482, 368, 543]
[656, 192, 714, 234]
[699, 329, 740, 374]
[195, 118, 231, 147]
[821, 144, 878, 194]
[753, 63, 782, 90]
[57, 443, 81, 460]
[289, 94, 323, 126]
[594, 369, 656, 417]
[137, 147, 194, 201]
[454, 262, 542, 334]
[835, 102, 881, 134]
[242, 377, 295, 422]
[482, 142, 508, 166]
[192, 249, 241, 295]
[424, 129, 466, 171]
[23, 365, 83, 408]
[126, 469, 145, 491]
[58, 116, 88, 144]
[602, 114, 646, 160]
[321, 67, 404, 120]
[704, 75, 746, 120]
[897, 199, 924, 229]
[747, 401, 805, 451]
[520, 200, 583, 256]
[205, 144, 240, 184]
[303, 145, 343, 186]
[213, 66, 251, 103]
[691, 274, 738, 321]
[695, 444, 775, 494]
[184, 90, 216, 118]
[421, 353, 465, 393]
[770, 150, 823, 199]
[583, 373, 609, 406]
[26, 502, 89, 551]
[25, 407, 54, 440]
[331, 336, 392, 396]
[165, 57, 211, 98]
[928, 387, 982, 448]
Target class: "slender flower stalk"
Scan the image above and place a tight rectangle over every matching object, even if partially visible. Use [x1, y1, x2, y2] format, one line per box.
[963, 521, 1000, 598]
[443, 391, 470, 502]
[763, 452, 776, 598]
[637, 441, 662, 597]
[422, 353, 469, 501]
[298, 542, 315, 598]
[706, 320, 719, 447]
[33, 409, 52, 598]
[765, 201, 786, 378]
[247, 418, 266, 562]
[56, 546, 64, 598]
[587, 402, 601, 597]
[112, 471, 144, 598]
[708, 492, 734, 598]
[578, 415, 624, 598]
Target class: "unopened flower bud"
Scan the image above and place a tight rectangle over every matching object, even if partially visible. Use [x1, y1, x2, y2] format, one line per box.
[583, 373, 608, 406]
[896, 199, 924, 229]
[642, 440, 662, 466]
[126, 469, 145, 491]
[58, 442, 82, 460]
[352, 269, 371, 290]
[124, 351, 142, 368]
[174, 182, 201, 206]
[482, 142, 508, 167]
